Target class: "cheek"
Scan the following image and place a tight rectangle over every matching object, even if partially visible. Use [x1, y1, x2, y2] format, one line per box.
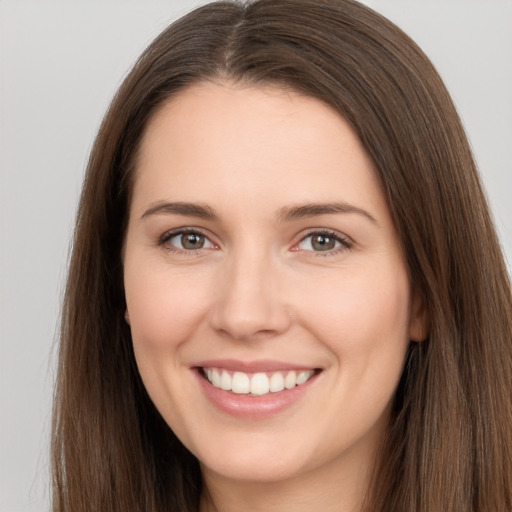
[125, 263, 213, 349]
[296, 260, 411, 368]
[305, 264, 411, 433]
[123, 260, 218, 408]
[123, 260, 215, 425]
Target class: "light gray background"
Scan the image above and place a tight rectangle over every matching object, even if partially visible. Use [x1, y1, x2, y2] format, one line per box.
[1, 1, 511, 511]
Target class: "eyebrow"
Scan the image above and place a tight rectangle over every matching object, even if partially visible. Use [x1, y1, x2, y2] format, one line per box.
[140, 200, 378, 226]
[277, 202, 378, 226]
[140, 201, 217, 220]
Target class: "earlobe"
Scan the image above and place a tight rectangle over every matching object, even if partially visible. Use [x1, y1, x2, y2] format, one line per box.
[124, 309, 131, 325]
[409, 289, 429, 342]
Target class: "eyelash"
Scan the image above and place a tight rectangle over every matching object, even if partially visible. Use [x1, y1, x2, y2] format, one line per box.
[158, 228, 216, 255]
[157, 228, 353, 256]
[293, 229, 353, 256]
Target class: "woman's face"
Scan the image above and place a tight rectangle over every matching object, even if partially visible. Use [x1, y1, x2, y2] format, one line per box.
[124, 82, 423, 485]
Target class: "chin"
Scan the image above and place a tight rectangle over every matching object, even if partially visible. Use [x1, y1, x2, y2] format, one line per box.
[201, 456, 303, 484]
[193, 435, 312, 484]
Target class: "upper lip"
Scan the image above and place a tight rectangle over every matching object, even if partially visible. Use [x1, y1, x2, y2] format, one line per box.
[193, 359, 319, 373]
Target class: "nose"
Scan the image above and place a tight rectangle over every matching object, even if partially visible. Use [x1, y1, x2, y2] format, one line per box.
[209, 250, 292, 341]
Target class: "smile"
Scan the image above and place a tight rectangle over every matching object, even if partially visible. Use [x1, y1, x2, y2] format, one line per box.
[202, 367, 316, 396]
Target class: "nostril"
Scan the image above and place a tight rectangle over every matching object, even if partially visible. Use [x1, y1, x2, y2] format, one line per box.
[209, 300, 292, 342]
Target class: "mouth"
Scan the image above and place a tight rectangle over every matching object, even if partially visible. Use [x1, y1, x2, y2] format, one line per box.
[199, 367, 318, 396]
[192, 361, 322, 419]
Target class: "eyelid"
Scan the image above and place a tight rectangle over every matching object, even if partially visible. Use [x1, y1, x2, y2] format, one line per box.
[156, 226, 353, 256]
[158, 227, 219, 252]
[291, 228, 353, 254]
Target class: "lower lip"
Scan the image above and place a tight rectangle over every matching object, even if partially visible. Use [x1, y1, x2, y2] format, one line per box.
[194, 369, 319, 420]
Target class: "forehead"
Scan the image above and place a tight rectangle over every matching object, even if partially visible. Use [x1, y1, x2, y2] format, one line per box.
[138, 81, 365, 162]
[132, 81, 388, 222]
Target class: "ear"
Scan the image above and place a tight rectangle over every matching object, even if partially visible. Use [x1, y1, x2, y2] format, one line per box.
[124, 309, 131, 325]
[409, 288, 428, 342]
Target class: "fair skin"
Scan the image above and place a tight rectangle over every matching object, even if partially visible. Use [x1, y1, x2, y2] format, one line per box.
[123, 81, 424, 512]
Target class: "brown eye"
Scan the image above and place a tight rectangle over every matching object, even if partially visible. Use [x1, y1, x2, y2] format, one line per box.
[166, 231, 214, 251]
[311, 234, 336, 251]
[296, 231, 348, 253]
[181, 233, 205, 249]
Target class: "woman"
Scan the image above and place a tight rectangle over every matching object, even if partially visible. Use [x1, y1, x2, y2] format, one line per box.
[52, 1, 512, 511]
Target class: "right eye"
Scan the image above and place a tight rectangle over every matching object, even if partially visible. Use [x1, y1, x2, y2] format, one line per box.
[160, 230, 215, 252]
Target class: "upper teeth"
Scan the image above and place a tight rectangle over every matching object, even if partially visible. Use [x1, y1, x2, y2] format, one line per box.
[204, 368, 315, 396]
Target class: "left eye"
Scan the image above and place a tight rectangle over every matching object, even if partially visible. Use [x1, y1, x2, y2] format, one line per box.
[297, 232, 344, 252]
[166, 231, 214, 251]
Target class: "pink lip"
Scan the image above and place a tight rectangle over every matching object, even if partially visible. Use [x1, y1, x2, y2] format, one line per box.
[192, 362, 321, 420]
[193, 359, 316, 373]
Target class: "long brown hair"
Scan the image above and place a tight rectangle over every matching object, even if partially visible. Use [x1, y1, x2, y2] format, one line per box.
[52, 1, 512, 510]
